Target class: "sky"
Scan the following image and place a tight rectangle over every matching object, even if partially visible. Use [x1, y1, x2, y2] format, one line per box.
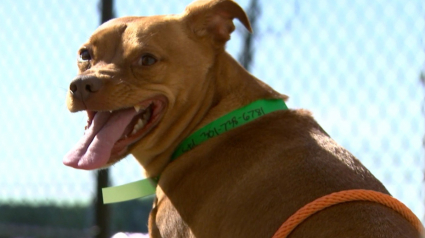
[0, 0, 424, 221]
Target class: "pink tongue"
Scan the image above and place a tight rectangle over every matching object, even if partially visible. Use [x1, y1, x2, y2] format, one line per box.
[63, 108, 136, 170]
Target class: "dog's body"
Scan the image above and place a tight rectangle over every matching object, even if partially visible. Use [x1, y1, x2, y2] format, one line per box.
[64, 0, 421, 237]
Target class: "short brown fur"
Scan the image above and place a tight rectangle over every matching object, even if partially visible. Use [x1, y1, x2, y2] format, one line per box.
[66, 0, 421, 237]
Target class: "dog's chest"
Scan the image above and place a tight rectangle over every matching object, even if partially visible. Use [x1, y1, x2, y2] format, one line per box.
[150, 192, 195, 238]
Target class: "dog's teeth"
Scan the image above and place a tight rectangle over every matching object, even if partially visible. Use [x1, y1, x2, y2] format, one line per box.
[131, 119, 145, 135]
[134, 105, 142, 113]
[136, 118, 145, 129]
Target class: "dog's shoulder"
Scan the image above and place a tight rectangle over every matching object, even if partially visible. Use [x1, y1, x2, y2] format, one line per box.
[220, 108, 389, 193]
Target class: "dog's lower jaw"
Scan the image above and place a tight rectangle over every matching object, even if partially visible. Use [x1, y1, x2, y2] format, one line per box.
[129, 88, 218, 178]
[63, 95, 168, 170]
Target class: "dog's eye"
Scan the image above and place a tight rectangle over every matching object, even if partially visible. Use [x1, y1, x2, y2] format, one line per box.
[138, 54, 157, 66]
[79, 49, 91, 62]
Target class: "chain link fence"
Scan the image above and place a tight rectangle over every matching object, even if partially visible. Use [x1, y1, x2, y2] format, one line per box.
[0, 0, 423, 237]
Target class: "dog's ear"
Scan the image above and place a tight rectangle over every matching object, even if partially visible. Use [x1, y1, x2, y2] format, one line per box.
[183, 0, 252, 47]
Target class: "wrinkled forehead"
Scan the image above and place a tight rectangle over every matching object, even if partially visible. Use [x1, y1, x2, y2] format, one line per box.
[89, 15, 180, 43]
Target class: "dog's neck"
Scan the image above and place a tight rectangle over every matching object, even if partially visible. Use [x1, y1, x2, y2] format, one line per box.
[131, 51, 285, 178]
[204, 51, 284, 124]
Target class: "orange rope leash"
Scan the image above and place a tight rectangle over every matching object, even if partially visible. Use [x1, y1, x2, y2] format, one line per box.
[272, 189, 424, 238]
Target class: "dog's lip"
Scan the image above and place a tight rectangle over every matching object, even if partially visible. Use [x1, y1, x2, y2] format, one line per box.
[107, 95, 168, 160]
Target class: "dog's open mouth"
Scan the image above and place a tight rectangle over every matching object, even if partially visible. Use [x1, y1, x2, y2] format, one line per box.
[63, 96, 167, 170]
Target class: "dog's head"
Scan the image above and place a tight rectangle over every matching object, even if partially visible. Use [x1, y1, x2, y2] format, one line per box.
[63, 0, 251, 171]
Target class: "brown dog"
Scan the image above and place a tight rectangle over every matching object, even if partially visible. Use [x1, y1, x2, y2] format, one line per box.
[64, 0, 421, 237]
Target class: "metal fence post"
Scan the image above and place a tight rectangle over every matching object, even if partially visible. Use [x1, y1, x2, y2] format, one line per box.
[94, 1, 114, 237]
[238, 0, 259, 71]
[421, 70, 425, 223]
[94, 170, 110, 238]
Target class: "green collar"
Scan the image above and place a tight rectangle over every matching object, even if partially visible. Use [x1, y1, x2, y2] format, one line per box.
[102, 98, 288, 203]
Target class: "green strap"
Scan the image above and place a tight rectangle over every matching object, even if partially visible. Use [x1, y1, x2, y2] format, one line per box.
[102, 98, 287, 203]
[102, 178, 157, 204]
[171, 99, 288, 160]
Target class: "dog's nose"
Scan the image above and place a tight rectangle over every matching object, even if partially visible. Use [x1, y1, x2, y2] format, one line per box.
[69, 75, 103, 101]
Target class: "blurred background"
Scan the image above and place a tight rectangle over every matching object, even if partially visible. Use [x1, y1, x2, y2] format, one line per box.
[0, 0, 424, 237]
